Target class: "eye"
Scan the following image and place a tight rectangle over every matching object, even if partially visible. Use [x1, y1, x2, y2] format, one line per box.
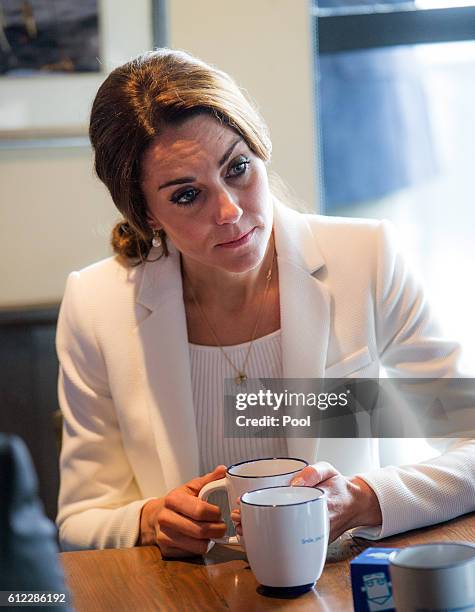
[171, 187, 201, 206]
[226, 155, 250, 178]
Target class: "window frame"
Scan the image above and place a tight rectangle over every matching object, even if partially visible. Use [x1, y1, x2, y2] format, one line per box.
[314, 5, 475, 53]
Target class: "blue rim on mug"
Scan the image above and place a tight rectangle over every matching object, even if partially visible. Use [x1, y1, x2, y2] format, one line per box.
[390, 542, 475, 571]
[241, 485, 326, 508]
[227, 457, 308, 478]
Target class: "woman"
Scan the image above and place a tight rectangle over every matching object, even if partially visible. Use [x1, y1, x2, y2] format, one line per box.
[56, 49, 475, 555]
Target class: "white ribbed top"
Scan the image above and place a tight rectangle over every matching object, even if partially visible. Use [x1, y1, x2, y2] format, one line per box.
[189, 329, 287, 528]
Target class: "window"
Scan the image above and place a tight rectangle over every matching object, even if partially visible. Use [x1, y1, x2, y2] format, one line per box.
[314, 0, 475, 462]
[315, 0, 475, 366]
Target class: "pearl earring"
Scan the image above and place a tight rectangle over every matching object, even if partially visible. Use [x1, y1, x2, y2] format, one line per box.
[152, 229, 162, 248]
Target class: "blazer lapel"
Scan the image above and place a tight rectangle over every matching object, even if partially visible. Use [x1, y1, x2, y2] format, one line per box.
[135, 245, 200, 490]
[273, 201, 331, 463]
[274, 200, 330, 378]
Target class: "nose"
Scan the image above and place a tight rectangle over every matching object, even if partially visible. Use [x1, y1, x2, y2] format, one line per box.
[213, 188, 243, 225]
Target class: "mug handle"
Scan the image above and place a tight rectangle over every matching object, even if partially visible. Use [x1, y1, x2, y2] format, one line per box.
[198, 478, 239, 545]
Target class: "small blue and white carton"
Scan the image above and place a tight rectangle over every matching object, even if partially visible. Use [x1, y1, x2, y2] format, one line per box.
[350, 547, 400, 612]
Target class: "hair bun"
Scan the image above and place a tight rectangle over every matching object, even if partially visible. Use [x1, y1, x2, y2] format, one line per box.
[111, 220, 150, 261]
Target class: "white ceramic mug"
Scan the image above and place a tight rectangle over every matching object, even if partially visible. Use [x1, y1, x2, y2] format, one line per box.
[198, 457, 308, 546]
[240, 485, 329, 592]
[389, 542, 475, 611]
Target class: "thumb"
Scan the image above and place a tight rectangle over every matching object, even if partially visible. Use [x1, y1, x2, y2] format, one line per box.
[290, 462, 339, 487]
[186, 464, 227, 495]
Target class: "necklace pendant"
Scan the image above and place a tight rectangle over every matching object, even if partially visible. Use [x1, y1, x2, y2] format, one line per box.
[235, 372, 247, 385]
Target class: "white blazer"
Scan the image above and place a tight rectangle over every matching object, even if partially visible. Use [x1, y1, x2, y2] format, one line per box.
[56, 201, 475, 550]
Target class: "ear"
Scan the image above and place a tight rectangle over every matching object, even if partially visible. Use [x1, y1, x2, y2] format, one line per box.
[146, 211, 162, 231]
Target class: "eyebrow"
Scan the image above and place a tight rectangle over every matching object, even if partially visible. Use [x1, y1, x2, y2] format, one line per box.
[157, 137, 242, 191]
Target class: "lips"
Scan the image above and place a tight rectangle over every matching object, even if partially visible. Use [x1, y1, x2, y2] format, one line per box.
[217, 227, 255, 246]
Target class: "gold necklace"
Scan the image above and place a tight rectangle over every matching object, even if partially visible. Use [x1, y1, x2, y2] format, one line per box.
[183, 237, 276, 385]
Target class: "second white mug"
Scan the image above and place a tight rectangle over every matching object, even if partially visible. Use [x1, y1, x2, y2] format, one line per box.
[198, 457, 308, 546]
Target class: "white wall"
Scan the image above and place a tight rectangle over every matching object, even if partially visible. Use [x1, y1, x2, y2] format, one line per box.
[0, 0, 318, 307]
[0, 146, 116, 307]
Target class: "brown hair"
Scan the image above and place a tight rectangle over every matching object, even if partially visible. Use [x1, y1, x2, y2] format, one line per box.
[89, 48, 272, 263]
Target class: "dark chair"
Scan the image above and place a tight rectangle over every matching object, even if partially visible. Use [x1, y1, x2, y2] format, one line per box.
[0, 306, 60, 521]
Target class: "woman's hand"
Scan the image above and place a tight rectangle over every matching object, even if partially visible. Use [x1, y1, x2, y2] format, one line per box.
[290, 462, 382, 541]
[138, 465, 227, 557]
[231, 462, 382, 542]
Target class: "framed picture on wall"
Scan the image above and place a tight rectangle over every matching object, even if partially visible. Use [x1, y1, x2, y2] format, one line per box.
[0, 0, 157, 142]
[0, 0, 100, 76]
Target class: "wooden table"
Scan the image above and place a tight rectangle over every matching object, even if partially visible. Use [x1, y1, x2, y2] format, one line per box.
[60, 512, 475, 611]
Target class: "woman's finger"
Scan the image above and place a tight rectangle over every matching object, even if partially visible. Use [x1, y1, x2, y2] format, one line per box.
[158, 525, 210, 556]
[165, 488, 222, 522]
[185, 465, 227, 496]
[291, 462, 339, 486]
[159, 506, 226, 540]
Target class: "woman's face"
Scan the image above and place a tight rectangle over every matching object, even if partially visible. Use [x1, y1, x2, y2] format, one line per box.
[141, 114, 273, 275]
